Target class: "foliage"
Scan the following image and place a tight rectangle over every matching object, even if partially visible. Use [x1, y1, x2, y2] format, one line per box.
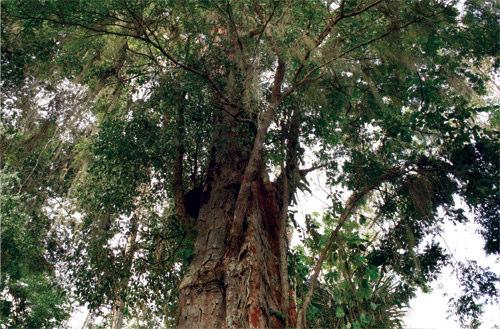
[0, 170, 70, 328]
[1, 0, 499, 327]
[293, 210, 447, 329]
[449, 261, 499, 328]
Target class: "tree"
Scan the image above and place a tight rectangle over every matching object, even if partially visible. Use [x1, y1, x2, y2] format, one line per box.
[0, 79, 79, 327]
[1, 0, 499, 328]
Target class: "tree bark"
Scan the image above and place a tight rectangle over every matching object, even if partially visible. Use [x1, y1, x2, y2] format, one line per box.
[177, 177, 285, 329]
[177, 113, 287, 328]
[278, 170, 290, 327]
[111, 300, 125, 329]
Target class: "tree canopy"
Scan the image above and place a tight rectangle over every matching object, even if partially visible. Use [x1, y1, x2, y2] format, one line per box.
[1, 0, 499, 328]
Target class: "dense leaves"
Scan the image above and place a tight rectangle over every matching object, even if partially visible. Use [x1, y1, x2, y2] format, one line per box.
[0, 171, 70, 328]
[1, 0, 499, 327]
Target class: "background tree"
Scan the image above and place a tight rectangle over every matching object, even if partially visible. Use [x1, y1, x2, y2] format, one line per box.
[0, 78, 85, 327]
[1, 0, 499, 328]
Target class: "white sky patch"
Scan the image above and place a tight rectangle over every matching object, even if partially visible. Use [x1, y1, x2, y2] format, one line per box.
[260, 68, 276, 89]
[404, 215, 500, 329]
[132, 79, 156, 102]
[328, 0, 341, 11]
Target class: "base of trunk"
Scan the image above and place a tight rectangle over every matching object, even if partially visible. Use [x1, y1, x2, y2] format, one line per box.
[177, 177, 285, 329]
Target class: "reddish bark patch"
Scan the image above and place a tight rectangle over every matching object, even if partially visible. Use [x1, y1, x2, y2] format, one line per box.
[288, 289, 298, 328]
[270, 315, 283, 329]
[255, 179, 281, 256]
[249, 305, 261, 328]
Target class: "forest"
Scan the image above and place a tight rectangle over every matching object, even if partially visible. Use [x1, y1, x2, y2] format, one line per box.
[1, 0, 499, 328]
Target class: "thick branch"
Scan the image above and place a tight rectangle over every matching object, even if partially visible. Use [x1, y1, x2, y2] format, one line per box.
[229, 58, 286, 250]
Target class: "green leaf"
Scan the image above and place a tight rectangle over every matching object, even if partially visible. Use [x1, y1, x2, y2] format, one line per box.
[336, 306, 345, 318]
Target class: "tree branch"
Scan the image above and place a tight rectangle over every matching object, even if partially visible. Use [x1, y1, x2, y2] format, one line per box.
[229, 58, 287, 251]
[11, 5, 234, 108]
[291, 0, 385, 86]
[285, 17, 422, 98]
[296, 167, 402, 329]
[171, 91, 194, 230]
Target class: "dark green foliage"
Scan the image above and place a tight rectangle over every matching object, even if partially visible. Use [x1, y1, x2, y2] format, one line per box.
[77, 111, 164, 216]
[293, 213, 412, 329]
[0, 171, 70, 328]
[1, 0, 499, 327]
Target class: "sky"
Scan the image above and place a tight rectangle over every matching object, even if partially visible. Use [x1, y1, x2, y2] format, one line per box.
[403, 217, 500, 329]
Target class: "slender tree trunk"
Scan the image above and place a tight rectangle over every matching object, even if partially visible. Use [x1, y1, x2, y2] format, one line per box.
[111, 214, 139, 329]
[81, 312, 95, 329]
[278, 166, 290, 327]
[111, 300, 125, 329]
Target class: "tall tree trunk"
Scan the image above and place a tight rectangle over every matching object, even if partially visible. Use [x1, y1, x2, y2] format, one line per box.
[177, 114, 286, 328]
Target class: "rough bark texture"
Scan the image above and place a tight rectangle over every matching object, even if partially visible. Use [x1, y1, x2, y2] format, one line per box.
[177, 124, 286, 328]
[278, 166, 290, 327]
[177, 178, 286, 328]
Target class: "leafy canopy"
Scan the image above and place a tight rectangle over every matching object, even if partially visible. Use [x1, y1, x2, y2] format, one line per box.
[1, 0, 499, 327]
